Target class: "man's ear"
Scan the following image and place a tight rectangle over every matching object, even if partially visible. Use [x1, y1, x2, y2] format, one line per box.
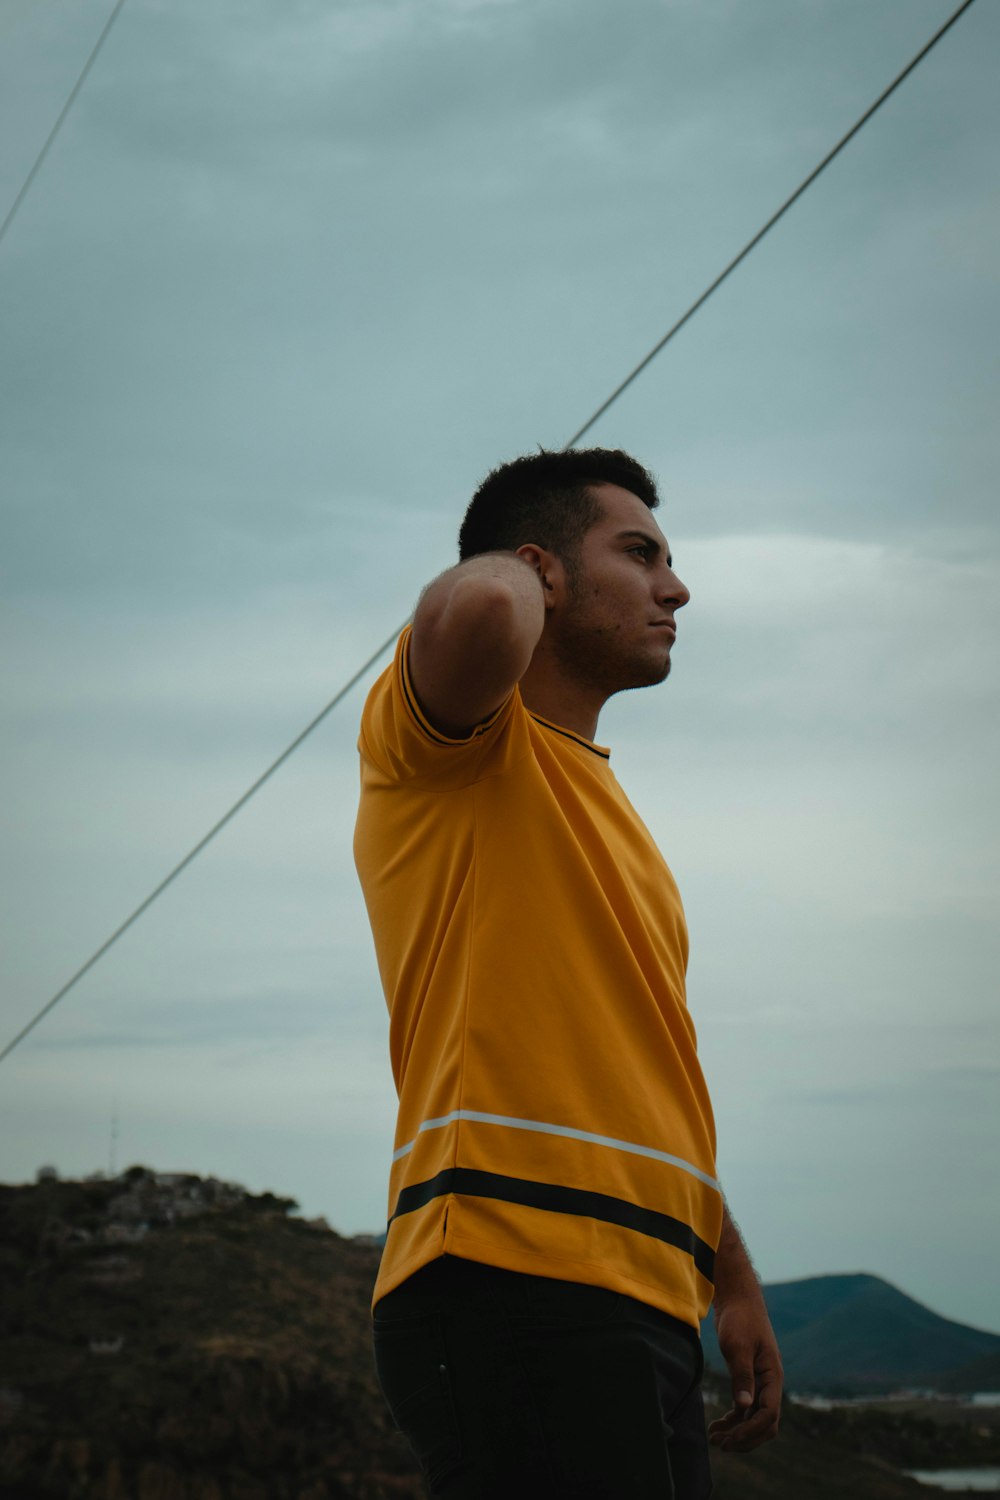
[515, 543, 565, 610]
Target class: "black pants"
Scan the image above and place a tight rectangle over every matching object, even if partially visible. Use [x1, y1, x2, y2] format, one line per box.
[373, 1255, 712, 1499]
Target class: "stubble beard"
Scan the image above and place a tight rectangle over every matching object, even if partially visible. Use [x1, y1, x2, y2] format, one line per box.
[553, 583, 672, 699]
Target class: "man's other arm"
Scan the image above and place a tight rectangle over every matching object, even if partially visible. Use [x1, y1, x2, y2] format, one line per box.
[708, 1203, 783, 1451]
[409, 552, 545, 738]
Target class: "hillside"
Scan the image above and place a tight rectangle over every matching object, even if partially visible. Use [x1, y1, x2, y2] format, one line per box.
[701, 1272, 1000, 1396]
[0, 1168, 415, 1499]
[702, 1378, 1000, 1500]
[940, 1349, 1000, 1394]
[2, 1169, 998, 1500]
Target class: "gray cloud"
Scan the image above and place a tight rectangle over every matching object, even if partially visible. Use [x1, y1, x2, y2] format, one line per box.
[2, 0, 997, 1329]
[783, 1064, 1000, 1110]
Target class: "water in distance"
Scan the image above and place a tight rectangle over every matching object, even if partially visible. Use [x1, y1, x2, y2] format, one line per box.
[905, 1471, 1000, 1493]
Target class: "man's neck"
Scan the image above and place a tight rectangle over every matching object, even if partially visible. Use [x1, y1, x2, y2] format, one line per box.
[519, 656, 606, 743]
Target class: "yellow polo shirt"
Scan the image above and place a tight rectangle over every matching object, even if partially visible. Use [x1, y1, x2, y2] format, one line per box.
[355, 628, 722, 1329]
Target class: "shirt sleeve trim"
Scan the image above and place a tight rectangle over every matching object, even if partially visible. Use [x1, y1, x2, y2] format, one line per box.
[398, 626, 512, 748]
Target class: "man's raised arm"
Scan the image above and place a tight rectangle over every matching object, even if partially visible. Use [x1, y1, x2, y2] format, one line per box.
[409, 551, 546, 738]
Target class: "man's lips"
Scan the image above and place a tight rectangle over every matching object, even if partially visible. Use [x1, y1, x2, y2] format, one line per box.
[649, 620, 676, 641]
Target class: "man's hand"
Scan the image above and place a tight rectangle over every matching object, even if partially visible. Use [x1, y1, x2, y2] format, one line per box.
[707, 1201, 783, 1452]
[708, 1292, 783, 1452]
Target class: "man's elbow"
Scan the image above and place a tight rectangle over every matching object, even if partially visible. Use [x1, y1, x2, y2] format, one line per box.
[416, 563, 543, 668]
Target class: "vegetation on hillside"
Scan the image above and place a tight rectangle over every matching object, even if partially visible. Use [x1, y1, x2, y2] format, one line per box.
[2, 1169, 997, 1500]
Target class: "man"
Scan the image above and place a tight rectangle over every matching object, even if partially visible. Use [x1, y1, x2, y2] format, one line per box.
[354, 448, 781, 1499]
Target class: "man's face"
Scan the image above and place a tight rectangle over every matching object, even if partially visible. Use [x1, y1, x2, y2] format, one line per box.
[551, 483, 690, 696]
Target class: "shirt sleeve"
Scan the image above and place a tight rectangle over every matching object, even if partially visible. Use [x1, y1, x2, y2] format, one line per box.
[358, 626, 519, 785]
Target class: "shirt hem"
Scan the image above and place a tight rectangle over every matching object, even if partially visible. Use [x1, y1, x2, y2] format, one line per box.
[443, 1229, 704, 1331]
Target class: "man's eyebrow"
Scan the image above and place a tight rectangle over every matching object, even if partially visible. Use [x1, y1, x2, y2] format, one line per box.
[615, 529, 673, 568]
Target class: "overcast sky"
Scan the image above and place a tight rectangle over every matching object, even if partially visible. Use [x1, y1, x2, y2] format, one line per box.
[2, 0, 998, 1340]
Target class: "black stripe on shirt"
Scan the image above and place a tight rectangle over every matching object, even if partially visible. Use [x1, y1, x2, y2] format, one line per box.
[387, 1166, 716, 1284]
[528, 715, 611, 759]
[399, 648, 460, 747]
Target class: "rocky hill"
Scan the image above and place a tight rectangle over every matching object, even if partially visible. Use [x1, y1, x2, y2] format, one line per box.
[0, 1167, 413, 1499]
[2, 1168, 998, 1500]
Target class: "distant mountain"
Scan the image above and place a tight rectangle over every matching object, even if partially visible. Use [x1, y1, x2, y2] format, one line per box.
[939, 1348, 1000, 1395]
[702, 1272, 1000, 1396]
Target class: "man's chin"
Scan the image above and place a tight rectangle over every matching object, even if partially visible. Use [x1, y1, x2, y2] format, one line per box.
[624, 656, 671, 691]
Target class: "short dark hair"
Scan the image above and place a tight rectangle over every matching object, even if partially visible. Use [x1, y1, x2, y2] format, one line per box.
[458, 447, 660, 563]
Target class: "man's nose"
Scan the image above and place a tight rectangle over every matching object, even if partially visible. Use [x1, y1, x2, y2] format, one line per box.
[660, 567, 690, 609]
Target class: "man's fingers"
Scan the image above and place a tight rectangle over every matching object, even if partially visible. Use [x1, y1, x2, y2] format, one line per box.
[709, 1408, 779, 1451]
[729, 1359, 755, 1413]
[709, 1380, 782, 1451]
[708, 1405, 751, 1433]
[714, 1406, 780, 1451]
[707, 1356, 759, 1446]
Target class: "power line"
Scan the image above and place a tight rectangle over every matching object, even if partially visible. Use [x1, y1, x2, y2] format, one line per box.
[1, 0, 979, 1064]
[0, 626, 402, 1065]
[0, 0, 130, 252]
[565, 0, 979, 449]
